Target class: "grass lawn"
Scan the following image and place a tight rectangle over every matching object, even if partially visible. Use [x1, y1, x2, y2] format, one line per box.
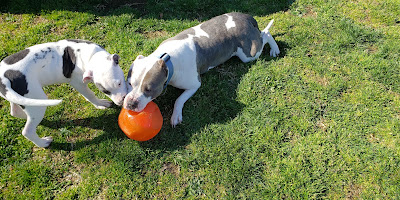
[1, 0, 400, 198]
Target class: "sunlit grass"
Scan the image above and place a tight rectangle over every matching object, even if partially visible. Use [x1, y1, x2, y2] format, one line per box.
[1, 0, 399, 198]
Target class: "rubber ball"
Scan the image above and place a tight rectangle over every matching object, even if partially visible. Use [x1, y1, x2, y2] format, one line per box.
[118, 101, 163, 141]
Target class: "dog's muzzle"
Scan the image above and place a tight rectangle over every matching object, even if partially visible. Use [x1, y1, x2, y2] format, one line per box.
[126, 100, 139, 110]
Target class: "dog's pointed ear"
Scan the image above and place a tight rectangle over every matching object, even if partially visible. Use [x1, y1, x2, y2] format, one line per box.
[83, 70, 93, 83]
[112, 54, 120, 65]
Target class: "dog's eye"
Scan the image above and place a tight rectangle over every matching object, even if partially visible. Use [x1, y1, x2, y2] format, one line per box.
[145, 87, 151, 93]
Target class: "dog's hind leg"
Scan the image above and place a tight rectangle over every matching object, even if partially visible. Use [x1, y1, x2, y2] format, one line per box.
[20, 88, 52, 147]
[261, 20, 280, 57]
[10, 103, 27, 119]
[235, 21, 280, 63]
[22, 105, 52, 147]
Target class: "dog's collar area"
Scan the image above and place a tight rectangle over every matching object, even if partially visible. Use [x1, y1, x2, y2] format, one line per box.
[159, 53, 174, 90]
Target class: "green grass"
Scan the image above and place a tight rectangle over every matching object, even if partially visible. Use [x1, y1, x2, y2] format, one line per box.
[1, 0, 400, 198]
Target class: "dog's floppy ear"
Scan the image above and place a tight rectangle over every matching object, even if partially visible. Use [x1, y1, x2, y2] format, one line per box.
[112, 54, 120, 65]
[83, 70, 93, 83]
[157, 59, 168, 76]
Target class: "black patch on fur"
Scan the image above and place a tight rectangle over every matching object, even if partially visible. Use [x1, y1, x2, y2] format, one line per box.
[127, 68, 132, 80]
[4, 70, 29, 96]
[112, 54, 119, 64]
[33, 47, 52, 63]
[95, 83, 111, 95]
[62, 46, 76, 78]
[107, 54, 120, 64]
[0, 77, 7, 96]
[3, 49, 30, 65]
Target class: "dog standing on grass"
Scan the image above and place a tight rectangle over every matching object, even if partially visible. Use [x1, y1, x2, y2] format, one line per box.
[124, 12, 280, 126]
[0, 39, 127, 147]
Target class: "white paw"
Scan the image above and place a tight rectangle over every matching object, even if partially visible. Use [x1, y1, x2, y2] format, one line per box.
[170, 112, 183, 127]
[37, 136, 53, 148]
[270, 48, 280, 57]
[94, 99, 112, 109]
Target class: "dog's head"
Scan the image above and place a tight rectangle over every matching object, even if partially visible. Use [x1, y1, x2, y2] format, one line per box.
[123, 55, 169, 112]
[83, 52, 127, 106]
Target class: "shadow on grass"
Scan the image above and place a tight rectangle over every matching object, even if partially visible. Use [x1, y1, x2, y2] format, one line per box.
[142, 50, 287, 152]
[40, 107, 124, 151]
[2, 0, 294, 20]
[4, 0, 291, 153]
[42, 41, 287, 153]
[42, 64, 249, 152]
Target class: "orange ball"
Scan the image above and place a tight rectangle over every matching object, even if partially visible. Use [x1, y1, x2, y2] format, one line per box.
[118, 101, 163, 141]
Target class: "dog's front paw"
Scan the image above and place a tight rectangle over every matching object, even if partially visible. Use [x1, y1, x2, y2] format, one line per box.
[94, 99, 112, 109]
[170, 111, 183, 127]
[270, 48, 280, 57]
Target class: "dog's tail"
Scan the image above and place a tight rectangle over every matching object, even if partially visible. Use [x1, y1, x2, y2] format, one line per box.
[261, 19, 274, 34]
[261, 20, 274, 44]
[3, 88, 62, 107]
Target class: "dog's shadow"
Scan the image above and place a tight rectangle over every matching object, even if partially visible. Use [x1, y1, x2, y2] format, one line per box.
[40, 107, 125, 151]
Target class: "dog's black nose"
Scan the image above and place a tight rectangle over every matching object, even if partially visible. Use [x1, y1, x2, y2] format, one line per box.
[127, 100, 139, 110]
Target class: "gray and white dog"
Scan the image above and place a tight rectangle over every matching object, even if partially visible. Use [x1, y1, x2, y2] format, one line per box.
[124, 12, 280, 126]
[0, 39, 127, 147]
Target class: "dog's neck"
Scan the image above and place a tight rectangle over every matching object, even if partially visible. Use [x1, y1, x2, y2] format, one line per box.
[80, 46, 106, 72]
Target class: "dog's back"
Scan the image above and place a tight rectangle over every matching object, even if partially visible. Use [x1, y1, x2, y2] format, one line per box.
[162, 12, 263, 74]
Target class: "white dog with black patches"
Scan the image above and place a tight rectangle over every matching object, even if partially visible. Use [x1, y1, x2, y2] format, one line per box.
[124, 12, 280, 126]
[0, 39, 127, 147]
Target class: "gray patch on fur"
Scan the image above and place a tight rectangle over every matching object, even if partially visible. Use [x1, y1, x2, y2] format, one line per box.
[33, 47, 52, 63]
[164, 12, 263, 74]
[3, 49, 30, 65]
[4, 70, 29, 96]
[141, 60, 168, 98]
[0, 77, 7, 96]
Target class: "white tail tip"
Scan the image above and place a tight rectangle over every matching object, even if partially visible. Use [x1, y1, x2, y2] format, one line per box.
[49, 99, 63, 106]
[264, 19, 274, 32]
[24, 99, 63, 106]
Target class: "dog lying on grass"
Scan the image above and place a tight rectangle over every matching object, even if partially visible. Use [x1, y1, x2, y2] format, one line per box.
[124, 12, 280, 126]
